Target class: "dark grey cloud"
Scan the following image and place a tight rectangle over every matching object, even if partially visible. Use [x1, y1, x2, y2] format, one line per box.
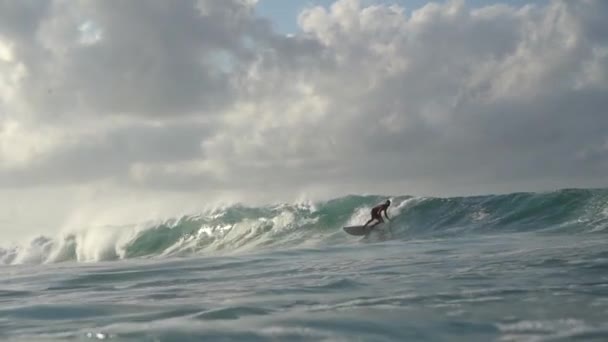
[0, 0, 50, 39]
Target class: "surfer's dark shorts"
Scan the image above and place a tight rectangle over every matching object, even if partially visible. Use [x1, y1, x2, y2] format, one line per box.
[371, 210, 381, 220]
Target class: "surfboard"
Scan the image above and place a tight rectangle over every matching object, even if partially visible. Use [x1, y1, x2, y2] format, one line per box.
[343, 225, 372, 236]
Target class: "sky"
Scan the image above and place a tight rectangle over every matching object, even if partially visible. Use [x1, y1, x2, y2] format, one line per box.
[0, 0, 607, 238]
[256, 0, 544, 33]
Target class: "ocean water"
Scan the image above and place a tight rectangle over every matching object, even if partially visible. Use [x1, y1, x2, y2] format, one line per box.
[1, 189, 608, 341]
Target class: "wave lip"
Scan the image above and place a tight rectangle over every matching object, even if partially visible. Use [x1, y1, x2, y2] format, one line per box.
[2, 188, 607, 265]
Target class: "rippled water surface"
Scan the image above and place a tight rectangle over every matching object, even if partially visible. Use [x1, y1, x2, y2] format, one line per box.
[2, 232, 607, 341]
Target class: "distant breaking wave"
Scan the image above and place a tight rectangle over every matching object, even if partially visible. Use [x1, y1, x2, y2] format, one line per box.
[1, 188, 607, 265]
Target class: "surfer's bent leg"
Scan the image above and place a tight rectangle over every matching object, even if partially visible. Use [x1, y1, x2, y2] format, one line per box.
[371, 217, 384, 228]
[364, 209, 378, 227]
[368, 212, 384, 229]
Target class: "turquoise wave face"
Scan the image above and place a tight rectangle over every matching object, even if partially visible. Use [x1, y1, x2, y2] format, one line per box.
[2, 189, 607, 264]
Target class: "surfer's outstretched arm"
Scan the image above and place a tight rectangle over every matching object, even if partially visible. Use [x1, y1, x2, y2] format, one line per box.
[383, 208, 390, 221]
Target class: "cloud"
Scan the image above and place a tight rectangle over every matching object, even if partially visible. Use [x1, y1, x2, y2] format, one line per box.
[0, 0, 607, 218]
[0, 0, 271, 120]
[216, 0, 608, 193]
[0, 119, 212, 187]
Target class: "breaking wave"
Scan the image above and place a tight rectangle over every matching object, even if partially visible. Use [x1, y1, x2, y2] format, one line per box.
[2, 188, 607, 265]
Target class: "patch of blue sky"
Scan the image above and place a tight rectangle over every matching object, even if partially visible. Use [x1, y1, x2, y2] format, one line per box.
[255, 0, 547, 34]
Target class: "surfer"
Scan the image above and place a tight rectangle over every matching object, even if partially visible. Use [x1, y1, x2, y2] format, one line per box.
[363, 200, 391, 229]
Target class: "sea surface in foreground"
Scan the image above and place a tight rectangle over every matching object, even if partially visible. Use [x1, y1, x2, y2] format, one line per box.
[2, 232, 608, 341]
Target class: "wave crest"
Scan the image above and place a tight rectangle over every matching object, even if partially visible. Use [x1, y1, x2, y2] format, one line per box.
[2, 189, 607, 265]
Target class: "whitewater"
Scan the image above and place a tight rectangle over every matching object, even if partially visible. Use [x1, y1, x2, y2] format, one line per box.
[1, 188, 608, 341]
